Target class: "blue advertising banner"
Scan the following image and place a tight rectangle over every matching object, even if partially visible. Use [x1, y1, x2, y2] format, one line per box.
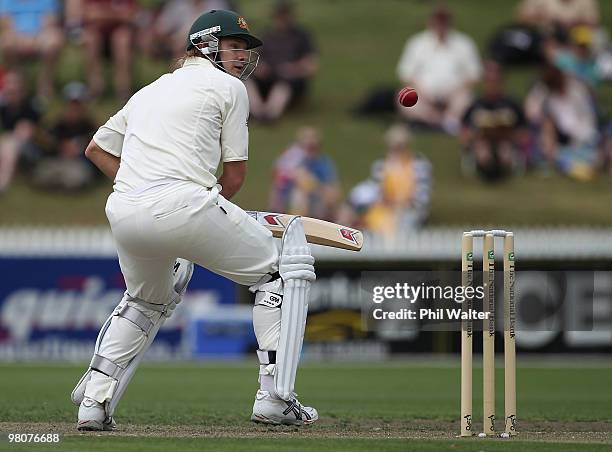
[0, 258, 242, 361]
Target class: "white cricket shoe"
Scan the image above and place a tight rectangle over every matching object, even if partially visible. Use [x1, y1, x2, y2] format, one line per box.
[251, 390, 318, 425]
[77, 397, 116, 431]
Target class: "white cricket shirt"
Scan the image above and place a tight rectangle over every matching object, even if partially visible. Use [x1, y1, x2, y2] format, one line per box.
[397, 29, 482, 99]
[93, 57, 249, 194]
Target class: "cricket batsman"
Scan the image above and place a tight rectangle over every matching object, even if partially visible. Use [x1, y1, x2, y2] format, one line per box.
[70, 9, 318, 430]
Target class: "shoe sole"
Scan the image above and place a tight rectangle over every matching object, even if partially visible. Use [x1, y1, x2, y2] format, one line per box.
[77, 420, 116, 431]
[251, 413, 318, 426]
[77, 420, 103, 431]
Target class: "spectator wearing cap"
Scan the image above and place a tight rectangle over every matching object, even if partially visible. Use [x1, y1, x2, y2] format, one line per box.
[33, 82, 99, 191]
[0, 71, 43, 193]
[461, 61, 527, 182]
[553, 25, 600, 89]
[396, 5, 481, 135]
[0, 0, 64, 98]
[269, 127, 340, 220]
[81, 0, 138, 100]
[246, 1, 318, 122]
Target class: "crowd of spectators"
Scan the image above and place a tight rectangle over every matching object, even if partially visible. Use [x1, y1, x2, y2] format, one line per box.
[393, 1, 610, 184]
[1, 1, 611, 239]
[319, 0, 610, 237]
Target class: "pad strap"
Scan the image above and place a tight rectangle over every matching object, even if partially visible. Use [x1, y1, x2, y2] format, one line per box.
[126, 294, 179, 319]
[116, 304, 155, 335]
[91, 354, 124, 380]
[257, 350, 277, 365]
[87, 302, 158, 381]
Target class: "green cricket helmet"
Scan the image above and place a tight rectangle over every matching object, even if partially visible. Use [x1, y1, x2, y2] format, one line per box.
[186, 10, 262, 80]
[186, 10, 262, 51]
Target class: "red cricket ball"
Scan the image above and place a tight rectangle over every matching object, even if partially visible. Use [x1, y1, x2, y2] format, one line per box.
[398, 87, 418, 107]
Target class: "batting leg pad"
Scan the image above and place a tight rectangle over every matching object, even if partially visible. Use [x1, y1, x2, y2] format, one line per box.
[275, 217, 315, 400]
[71, 259, 193, 417]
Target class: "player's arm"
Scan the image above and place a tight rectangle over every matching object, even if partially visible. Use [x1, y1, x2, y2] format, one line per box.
[85, 139, 120, 180]
[219, 80, 249, 198]
[86, 104, 128, 181]
[218, 160, 246, 200]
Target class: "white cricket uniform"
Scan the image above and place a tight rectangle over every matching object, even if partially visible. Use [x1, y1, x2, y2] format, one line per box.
[95, 56, 278, 301]
[83, 57, 278, 403]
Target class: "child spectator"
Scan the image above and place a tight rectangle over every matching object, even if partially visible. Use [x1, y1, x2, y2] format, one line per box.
[32, 82, 98, 191]
[461, 61, 527, 182]
[81, 0, 138, 100]
[0, 71, 43, 193]
[0, 0, 64, 98]
[396, 5, 481, 135]
[525, 63, 599, 180]
[246, 1, 318, 122]
[269, 127, 340, 220]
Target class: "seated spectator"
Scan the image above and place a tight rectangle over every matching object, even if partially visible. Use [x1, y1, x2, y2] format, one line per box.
[32, 82, 98, 191]
[461, 61, 527, 182]
[525, 63, 599, 180]
[343, 125, 431, 238]
[0, 0, 64, 99]
[365, 125, 431, 234]
[246, 1, 318, 122]
[396, 5, 481, 135]
[517, 0, 600, 32]
[81, 0, 138, 100]
[0, 71, 43, 193]
[142, 0, 237, 60]
[269, 127, 340, 220]
[553, 25, 600, 89]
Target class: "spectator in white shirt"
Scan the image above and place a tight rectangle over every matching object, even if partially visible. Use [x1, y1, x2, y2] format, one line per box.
[396, 6, 482, 135]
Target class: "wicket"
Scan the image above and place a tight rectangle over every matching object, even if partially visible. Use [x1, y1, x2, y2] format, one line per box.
[460, 230, 516, 437]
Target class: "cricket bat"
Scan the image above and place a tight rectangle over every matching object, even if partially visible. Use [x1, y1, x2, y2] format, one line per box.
[247, 211, 363, 251]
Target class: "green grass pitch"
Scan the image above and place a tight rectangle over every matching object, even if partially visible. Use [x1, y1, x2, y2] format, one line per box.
[0, 361, 610, 450]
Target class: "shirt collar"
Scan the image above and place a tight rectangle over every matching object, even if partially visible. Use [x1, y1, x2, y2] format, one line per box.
[182, 57, 215, 68]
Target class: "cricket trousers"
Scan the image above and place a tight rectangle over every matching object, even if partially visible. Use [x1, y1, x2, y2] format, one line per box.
[83, 180, 279, 403]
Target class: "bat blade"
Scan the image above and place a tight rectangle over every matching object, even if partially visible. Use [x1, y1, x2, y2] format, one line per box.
[247, 211, 363, 251]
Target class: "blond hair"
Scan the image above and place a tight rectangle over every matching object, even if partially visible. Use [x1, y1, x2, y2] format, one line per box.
[173, 49, 205, 71]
